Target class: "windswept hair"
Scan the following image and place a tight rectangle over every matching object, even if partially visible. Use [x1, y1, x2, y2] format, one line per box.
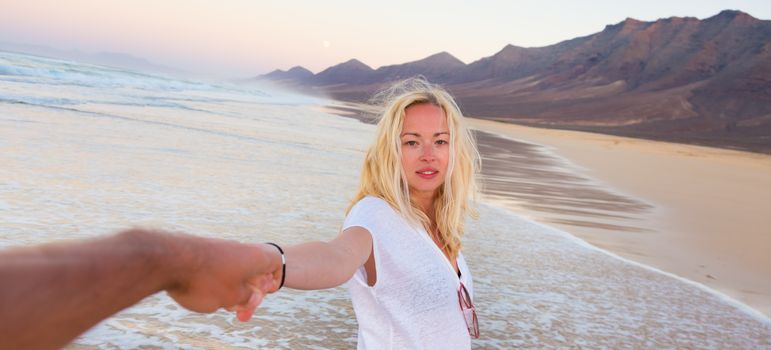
[348, 77, 480, 259]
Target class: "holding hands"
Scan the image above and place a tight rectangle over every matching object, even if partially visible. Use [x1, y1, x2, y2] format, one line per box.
[0, 229, 284, 349]
[159, 230, 284, 321]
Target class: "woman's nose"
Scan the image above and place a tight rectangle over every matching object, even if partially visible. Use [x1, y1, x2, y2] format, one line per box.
[419, 144, 435, 160]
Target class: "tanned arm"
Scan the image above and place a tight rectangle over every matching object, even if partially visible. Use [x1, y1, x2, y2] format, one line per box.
[0, 229, 282, 350]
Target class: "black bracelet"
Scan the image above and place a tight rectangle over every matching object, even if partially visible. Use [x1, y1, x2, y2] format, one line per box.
[265, 242, 286, 290]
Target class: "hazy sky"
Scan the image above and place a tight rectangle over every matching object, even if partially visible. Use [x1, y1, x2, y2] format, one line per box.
[1, 0, 769, 77]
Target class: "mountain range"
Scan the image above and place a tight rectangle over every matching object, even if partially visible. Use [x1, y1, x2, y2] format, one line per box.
[258, 10, 771, 153]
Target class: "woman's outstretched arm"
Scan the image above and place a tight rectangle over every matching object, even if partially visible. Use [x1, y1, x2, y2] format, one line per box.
[278, 226, 373, 290]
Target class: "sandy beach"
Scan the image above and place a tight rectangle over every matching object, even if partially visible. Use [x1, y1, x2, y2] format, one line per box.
[4, 49, 770, 347]
[467, 117, 771, 317]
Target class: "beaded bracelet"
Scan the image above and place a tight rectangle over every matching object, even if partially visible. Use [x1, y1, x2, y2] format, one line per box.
[265, 242, 286, 290]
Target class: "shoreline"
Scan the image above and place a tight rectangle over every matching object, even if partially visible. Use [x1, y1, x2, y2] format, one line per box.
[318, 102, 771, 318]
[466, 117, 771, 318]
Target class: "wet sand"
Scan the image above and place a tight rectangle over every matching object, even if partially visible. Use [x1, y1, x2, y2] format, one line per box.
[468, 118, 771, 318]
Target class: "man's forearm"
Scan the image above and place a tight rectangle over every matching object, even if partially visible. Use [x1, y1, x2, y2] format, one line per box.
[0, 229, 179, 350]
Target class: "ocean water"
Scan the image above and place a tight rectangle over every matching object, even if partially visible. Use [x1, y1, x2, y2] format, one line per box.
[1, 50, 769, 349]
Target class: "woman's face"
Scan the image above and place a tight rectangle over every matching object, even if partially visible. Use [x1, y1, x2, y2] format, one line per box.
[400, 103, 450, 199]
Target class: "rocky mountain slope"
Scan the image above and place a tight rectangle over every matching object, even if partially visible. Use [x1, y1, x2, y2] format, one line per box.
[258, 10, 771, 152]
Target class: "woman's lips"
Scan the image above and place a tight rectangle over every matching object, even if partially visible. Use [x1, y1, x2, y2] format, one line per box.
[416, 169, 439, 179]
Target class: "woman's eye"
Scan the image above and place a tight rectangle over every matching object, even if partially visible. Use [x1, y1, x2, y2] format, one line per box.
[405, 140, 418, 146]
[436, 140, 448, 145]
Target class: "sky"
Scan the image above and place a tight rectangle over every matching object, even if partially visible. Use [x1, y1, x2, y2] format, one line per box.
[1, 0, 769, 78]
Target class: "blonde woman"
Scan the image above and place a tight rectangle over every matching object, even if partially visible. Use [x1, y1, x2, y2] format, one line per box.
[265, 78, 481, 349]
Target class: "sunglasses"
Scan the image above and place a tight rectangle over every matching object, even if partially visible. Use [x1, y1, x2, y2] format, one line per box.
[458, 282, 479, 339]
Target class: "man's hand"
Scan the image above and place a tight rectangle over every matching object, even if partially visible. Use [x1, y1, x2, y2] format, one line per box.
[160, 233, 283, 321]
[0, 229, 283, 349]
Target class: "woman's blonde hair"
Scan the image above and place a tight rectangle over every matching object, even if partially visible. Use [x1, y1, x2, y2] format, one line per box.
[348, 77, 480, 259]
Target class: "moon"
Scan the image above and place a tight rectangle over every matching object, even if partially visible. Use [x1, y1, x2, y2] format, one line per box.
[322, 40, 330, 48]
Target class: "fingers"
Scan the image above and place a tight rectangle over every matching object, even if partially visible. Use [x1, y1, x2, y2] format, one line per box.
[246, 274, 278, 295]
[234, 287, 269, 322]
[230, 273, 274, 322]
[262, 273, 281, 294]
[235, 291, 264, 322]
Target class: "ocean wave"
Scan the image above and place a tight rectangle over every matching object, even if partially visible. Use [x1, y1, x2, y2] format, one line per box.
[0, 95, 81, 106]
[0, 51, 321, 110]
[1, 51, 228, 93]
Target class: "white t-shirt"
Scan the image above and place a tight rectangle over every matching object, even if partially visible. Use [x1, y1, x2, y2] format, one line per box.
[344, 196, 474, 350]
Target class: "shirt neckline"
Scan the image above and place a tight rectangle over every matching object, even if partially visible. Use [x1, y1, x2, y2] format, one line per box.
[414, 225, 464, 285]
